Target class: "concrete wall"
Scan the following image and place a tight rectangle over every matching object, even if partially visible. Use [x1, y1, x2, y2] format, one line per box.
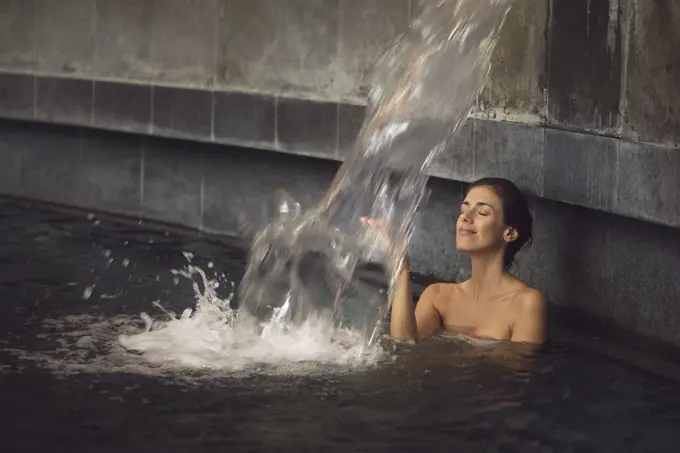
[2, 118, 680, 353]
[1, 0, 679, 228]
[2, 0, 677, 141]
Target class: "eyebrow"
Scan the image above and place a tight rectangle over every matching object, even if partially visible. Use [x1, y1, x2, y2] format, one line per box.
[461, 201, 495, 210]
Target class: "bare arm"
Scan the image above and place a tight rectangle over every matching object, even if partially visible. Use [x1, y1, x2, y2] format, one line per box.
[389, 258, 443, 341]
[510, 290, 548, 344]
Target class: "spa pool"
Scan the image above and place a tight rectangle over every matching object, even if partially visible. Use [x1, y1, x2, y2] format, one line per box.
[1, 198, 679, 453]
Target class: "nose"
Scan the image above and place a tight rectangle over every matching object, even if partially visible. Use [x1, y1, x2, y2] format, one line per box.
[461, 211, 472, 223]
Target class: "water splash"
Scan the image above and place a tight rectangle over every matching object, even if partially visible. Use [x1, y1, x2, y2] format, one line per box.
[105, 0, 514, 373]
[237, 0, 514, 343]
[6, 257, 387, 381]
[118, 260, 385, 372]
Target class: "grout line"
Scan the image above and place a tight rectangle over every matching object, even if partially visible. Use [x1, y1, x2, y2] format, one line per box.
[32, 74, 38, 119]
[613, 136, 621, 213]
[199, 165, 205, 231]
[149, 85, 155, 135]
[273, 96, 279, 151]
[90, 80, 96, 125]
[139, 139, 146, 213]
[210, 91, 215, 142]
[540, 126, 546, 197]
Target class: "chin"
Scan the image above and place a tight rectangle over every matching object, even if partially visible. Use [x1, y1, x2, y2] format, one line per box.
[456, 236, 494, 254]
[455, 237, 476, 253]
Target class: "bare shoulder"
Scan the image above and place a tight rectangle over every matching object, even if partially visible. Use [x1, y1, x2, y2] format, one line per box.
[509, 286, 548, 343]
[420, 282, 458, 304]
[514, 287, 548, 314]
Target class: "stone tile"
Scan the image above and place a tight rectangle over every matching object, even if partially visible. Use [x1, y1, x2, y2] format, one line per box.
[0, 0, 36, 69]
[616, 141, 677, 226]
[35, 0, 95, 74]
[338, 103, 366, 158]
[0, 119, 26, 195]
[277, 97, 337, 159]
[94, 81, 151, 134]
[517, 197, 610, 335]
[93, 0, 154, 80]
[214, 91, 275, 147]
[152, 86, 212, 140]
[547, 0, 622, 133]
[429, 119, 474, 183]
[20, 122, 83, 205]
[622, 1, 680, 147]
[477, 0, 548, 122]
[151, 0, 217, 86]
[544, 129, 618, 211]
[474, 120, 544, 196]
[142, 136, 203, 227]
[217, 0, 339, 97]
[339, 0, 410, 99]
[78, 129, 142, 215]
[36, 76, 93, 125]
[202, 144, 337, 235]
[606, 214, 680, 346]
[0, 73, 34, 119]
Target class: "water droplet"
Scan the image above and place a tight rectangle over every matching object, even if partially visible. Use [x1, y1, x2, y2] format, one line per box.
[83, 286, 94, 300]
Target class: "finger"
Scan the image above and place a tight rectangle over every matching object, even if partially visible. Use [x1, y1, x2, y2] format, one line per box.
[361, 216, 376, 227]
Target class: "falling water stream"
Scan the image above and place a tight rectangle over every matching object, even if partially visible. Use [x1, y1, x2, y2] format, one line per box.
[118, 0, 515, 371]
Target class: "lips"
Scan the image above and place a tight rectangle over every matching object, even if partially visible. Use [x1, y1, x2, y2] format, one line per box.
[457, 228, 476, 236]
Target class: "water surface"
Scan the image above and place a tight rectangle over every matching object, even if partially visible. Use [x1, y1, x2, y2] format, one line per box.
[1, 199, 679, 452]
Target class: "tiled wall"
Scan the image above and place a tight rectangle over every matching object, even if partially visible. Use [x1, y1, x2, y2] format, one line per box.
[1, 70, 679, 229]
[2, 118, 680, 351]
[1, 0, 679, 229]
[1, 1, 678, 140]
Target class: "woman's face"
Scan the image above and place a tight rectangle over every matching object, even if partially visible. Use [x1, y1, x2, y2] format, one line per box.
[456, 186, 513, 254]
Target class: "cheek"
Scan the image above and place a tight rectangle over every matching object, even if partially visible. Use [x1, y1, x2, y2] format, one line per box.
[477, 218, 502, 237]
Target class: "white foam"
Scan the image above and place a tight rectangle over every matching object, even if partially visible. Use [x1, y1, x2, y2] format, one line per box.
[118, 263, 387, 373]
[6, 260, 389, 381]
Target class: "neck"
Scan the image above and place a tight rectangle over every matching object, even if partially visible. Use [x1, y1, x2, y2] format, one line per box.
[468, 249, 506, 300]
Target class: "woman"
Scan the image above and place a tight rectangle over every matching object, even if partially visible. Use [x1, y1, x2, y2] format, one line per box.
[367, 177, 547, 344]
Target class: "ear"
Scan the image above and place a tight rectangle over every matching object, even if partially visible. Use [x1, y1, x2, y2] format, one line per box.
[503, 226, 519, 243]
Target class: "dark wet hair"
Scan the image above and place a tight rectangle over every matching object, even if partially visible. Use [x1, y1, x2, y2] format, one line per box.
[465, 177, 533, 269]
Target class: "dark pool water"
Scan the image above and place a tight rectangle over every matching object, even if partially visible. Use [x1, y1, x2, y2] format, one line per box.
[1, 198, 679, 453]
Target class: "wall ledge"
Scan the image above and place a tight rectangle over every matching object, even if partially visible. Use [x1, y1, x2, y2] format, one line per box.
[1, 71, 678, 229]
